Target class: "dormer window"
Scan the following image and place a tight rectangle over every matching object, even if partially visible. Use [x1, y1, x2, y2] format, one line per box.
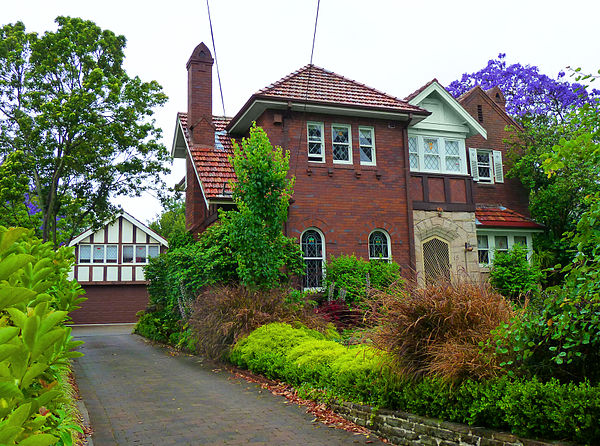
[408, 135, 467, 175]
[307, 122, 325, 162]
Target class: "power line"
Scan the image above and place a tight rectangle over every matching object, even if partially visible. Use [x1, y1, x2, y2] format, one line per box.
[206, 0, 226, 117]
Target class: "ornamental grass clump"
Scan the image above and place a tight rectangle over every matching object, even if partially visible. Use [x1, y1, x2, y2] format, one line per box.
[371, 278, 514, 382]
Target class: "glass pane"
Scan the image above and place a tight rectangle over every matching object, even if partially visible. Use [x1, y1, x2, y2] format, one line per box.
[302, 230, 323, 258]
[308, 142, 322, 155]
[477, 152, 490, 164]
[135, 246, 147, 263]
[477, 235, 488, 249]
[369, 231, 389, 259]
[445, 140, 459, 156]
[359, 129, 372, 146]
[332, 126, 349, 144]
[360, 146, 372, 162]
[148, 245, 160, 258]
[424, 138, 438, 154]
[303, 259, 323, 288]
[408, 137, 418, 154]
[79, 245, 91, 263]
[123, 245, 134, 263]
[514, 236, 527, 247]
[478, 249, 489, 264]
[333, 144, 349, 161]
[424, 154, 440, 170]
[106, 245, 118, 263]
[93, 245, 105, 263]
[446, 156, 460, 172]
[495, 236, 508, 250]
[409, 153, 419, 169]
[308, 124, 322, 140]
[478, 166, 491, 178]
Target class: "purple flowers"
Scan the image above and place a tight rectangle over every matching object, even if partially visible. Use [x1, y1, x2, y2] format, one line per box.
[447, 54, 600, 117]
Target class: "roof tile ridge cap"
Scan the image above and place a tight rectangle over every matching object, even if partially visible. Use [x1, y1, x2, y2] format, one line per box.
[256, 64, 313, 94]
[404, 78, 441, 101]
[319, 65, 411, 104]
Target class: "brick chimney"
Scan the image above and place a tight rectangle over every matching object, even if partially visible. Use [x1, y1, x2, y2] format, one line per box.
[187, 42, 214, 146]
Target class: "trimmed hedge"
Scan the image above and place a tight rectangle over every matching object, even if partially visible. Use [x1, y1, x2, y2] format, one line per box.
[230, 323, 600, 444]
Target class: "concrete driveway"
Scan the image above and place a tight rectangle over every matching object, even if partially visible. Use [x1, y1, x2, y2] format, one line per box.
[72, 325, 384, 445]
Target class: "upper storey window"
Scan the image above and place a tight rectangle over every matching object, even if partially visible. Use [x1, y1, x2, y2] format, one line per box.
[408, 135, 467, 175]
[332, 124, 352, 164]
[358, 126, 376, 166]
[307, 122, 325, 162]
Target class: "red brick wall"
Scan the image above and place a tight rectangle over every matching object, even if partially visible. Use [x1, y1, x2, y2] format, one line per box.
[71, 284, 149, 324]
[255, 110, 414, 270]
[185, 153, 208, 236]
[462, 91, 530, 216]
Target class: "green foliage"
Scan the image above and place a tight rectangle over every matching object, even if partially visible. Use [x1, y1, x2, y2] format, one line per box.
[489, 244, 541, 303]
[0, 227, 86, 444]
[324, 255, 402, 306]
[148, 195, 191, 249]
[223, 124, 304, 288]
[0, 17, 169, 245]
[230, 322, 600, 444]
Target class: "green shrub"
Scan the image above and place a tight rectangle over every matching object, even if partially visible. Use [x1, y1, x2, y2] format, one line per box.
[489, 244, 541, 303]
[324, 255, 402, 306]
[230, 322, 600, 444]
[0, 227, 85, 444]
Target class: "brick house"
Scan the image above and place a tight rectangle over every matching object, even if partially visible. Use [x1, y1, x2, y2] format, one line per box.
[172, 42, 541, 288]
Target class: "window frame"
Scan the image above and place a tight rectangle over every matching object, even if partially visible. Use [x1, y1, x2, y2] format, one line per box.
[368, 229, 391, 262]
[122, 244, 161, 264]
[358, 126, 376, 166]
[476, 149, 494, 184]
[79, 244, 92, 264]
[407, 133, 468, 175]
[300, 228, 326, 290]
[79, 244, 119, 264]
[331, 123, 353, 165]
[307, 121, 325, 163]
[476, 230, 535, 266]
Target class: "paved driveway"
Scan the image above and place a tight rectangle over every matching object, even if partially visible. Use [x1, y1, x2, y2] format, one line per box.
[72, 325, 384, 445]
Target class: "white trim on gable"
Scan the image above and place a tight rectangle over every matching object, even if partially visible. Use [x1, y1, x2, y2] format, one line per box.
[408, 82, 487, 139]
[69, 210, 169, 247]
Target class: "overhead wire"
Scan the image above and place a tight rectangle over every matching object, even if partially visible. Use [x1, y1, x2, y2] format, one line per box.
[206, 0, 226, 117]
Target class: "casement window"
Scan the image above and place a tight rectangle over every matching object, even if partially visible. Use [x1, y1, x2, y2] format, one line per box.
[468, 148, 504, 184]
[358, 126, 376, 166]
[408, 135, 467, 174]
[477, 232, 532, 265]
[122, 244, 160, 264]
[79, 244, 118, 264]
[307, 122, 325, 162]
[369, 230, 391, 261]
[301, 228, 325, 289]
[332, 124, 352, 164]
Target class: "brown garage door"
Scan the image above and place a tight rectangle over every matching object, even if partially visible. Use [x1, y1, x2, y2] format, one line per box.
[70, 284, 149, 324]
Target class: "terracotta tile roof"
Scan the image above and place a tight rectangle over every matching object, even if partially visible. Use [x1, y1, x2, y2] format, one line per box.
[256, 64, 427, 113]
[404, 78, 440, 102]
[178, 113, 237, 199]
[475, 207, 543, 229]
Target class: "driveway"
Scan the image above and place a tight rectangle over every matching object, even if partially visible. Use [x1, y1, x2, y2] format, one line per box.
[72, 325, 384, 445]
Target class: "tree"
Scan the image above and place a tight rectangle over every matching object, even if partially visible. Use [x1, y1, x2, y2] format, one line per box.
[223, 123, 304, 288]
[148, 194, 192, 249]
[0, 17, 169, 246]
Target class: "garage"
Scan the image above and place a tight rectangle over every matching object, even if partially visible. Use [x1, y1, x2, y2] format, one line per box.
[70, 284, 150, 325]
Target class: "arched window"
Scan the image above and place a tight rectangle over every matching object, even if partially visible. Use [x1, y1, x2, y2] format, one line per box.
[369, 230, 391, 261]
[423, 237, 450, 285]
[301, 228, 325, 289]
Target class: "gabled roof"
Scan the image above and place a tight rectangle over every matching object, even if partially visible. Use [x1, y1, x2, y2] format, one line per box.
[69, 211, 169, 247]
[227, 65, 430, 134]
[175, 113, 236, 202]
[475, 207, 543, 229]
[457, 85, 522, 131]
[406, 79, 487, 139]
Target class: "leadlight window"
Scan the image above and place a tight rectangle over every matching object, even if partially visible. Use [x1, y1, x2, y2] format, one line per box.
[359, 127, 375, 165]
[106, 245, 118, 263]
[148, 245, 160, 259]
[369, 230, 390, 261]
[307, 122, 325, 162]
[445, 140, 461, 172]
[93, 245, 105, 263]
[79, 245, 91, 263]
[123, 245, 134, 263]
[477, 235, 489, 264]
[135, 246, 147, 263]
[477, 232, 533, 265]
[301, 229, 324, 289]
[423, 138, 440, 170]
[332, 124, 352, 164]
[408, 137, 419, 169]
[477, 150, 493, 183]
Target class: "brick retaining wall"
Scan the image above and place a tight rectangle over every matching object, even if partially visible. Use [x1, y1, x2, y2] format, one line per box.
[330, 401, 572, 446]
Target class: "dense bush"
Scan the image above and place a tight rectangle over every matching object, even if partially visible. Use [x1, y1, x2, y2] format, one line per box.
[324, 255, 402, 306]
[489, 244, 541, 303]
[230, 323, 600, 444]
[0, 227, 85, 444]
[371, 279, 514, 382]
[188, 284, 330, 360]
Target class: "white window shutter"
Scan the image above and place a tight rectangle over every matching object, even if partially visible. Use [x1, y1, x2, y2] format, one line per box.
[493, 150, 504, 183]
[469, 148, 479, 181]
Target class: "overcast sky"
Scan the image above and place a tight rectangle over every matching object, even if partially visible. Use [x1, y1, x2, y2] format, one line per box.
[4, 1, 599, 223]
